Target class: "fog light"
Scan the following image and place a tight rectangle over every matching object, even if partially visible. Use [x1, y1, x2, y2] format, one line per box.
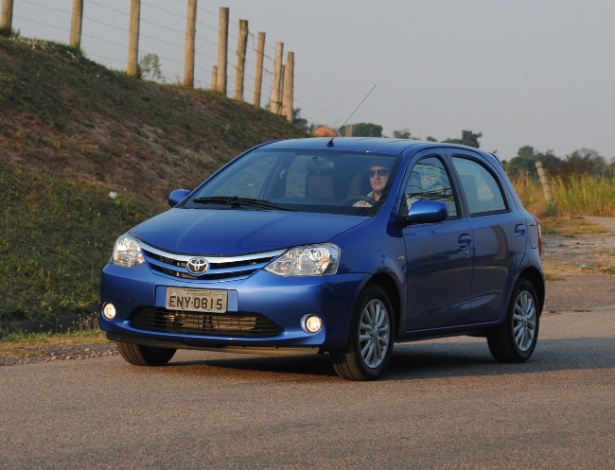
[102, 303, 116, 320]
[301, 315, 323, 334]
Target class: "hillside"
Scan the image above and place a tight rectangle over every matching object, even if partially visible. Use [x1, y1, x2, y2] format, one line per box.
[0, 36, 306, 329]
[0, 37, 306, 201]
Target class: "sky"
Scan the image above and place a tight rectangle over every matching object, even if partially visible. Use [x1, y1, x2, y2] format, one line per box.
[9, 0, 615, 161]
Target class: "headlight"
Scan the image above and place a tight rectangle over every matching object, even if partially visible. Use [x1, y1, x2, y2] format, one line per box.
[265, 244, 340, 277]
[110, 234, 145, 267]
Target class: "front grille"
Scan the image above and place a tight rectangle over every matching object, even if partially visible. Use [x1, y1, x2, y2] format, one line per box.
[139, 243, 284, 281]
[131, 308, 283, 337]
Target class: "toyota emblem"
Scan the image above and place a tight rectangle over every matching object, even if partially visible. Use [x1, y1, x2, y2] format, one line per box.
[186, 257, 209, 275]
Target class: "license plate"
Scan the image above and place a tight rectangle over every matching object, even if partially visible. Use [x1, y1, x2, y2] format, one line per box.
[165, 288, 227, 313]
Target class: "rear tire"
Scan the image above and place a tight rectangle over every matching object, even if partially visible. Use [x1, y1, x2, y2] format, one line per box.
[331, 285, 394, 381]
[116, 341, 176, 366]
[487, 278, 540, 363]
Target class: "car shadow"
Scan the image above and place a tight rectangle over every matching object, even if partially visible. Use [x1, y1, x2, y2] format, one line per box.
[163, 336, 615, 381]
[387, 336, 615, 381]
[170, 352, 337, 379]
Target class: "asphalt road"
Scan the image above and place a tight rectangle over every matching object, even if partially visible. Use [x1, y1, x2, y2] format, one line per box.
[1, 308, 614, 470]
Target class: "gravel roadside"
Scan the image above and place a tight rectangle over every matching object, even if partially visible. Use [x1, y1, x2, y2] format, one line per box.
[0, 343, 119, 366]
[542, 216, 615, 313]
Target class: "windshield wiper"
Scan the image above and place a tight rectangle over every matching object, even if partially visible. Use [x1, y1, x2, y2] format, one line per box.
[192, 196, 295, 211]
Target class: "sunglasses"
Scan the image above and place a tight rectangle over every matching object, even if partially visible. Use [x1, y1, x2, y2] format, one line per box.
[369, 168, 390, 178]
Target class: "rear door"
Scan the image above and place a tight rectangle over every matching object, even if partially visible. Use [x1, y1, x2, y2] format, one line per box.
[401, 152, 474, 330]
[448, 151, 528, 323]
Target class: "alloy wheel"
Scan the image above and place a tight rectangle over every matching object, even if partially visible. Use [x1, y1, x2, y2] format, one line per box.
[513, 290, 537, 352]
[358, 299, 391, 368]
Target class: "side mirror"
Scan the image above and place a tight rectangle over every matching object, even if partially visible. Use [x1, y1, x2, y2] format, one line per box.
[401, 199, 448, 226]
[168, 189, 191, 207]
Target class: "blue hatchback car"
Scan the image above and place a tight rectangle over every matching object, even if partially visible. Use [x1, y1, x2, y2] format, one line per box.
[100, 137, 545, 380]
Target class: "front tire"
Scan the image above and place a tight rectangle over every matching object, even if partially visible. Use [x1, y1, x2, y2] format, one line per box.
[487, 278, 540, 363]
[331, 285, 395, 380]
[116, 341, 177, 366]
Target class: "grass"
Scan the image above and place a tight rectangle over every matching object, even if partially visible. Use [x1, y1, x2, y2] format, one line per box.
[511, 173, 615, 218]
[0, 330, 108, 359]
[0, 35, 306, 332]
[0, 329, 107, 345]
[550, 175, 615, 216]
[0, 37, 306, 205]
[0, 157, 163, 324]
[539, 215, 610, 237]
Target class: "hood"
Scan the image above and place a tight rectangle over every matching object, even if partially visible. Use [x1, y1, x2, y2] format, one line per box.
[130, 208, 367, 255]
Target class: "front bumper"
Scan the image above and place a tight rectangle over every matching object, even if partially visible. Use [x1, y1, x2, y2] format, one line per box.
[100, 263, 367, 350]
[106, 332, 324, 356]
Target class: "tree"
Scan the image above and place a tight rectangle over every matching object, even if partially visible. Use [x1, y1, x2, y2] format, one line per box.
[443, 130, 482, 148]
[393, 128, 412, 139]
[339, 122, 383, 137]
[504, 146, 560, 178]
[292, 108, 309, 133]
[549, 148, 608, 179]
[139, 53, 164, 83]
[567, 148, 605, 172]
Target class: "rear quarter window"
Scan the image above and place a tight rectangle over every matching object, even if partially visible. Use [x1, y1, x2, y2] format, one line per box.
[452, 157, 508, 215]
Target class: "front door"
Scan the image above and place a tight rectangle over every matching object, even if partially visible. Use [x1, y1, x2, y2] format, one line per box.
[402, 155, 474, 330]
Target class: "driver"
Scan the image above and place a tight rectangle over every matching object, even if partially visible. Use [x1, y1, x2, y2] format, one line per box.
[353, 164, 391, 207]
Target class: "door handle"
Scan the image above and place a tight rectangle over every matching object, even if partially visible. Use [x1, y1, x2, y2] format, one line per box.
[458, 233, 472, 249]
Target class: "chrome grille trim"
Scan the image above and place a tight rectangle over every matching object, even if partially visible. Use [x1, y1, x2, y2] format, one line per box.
[137, 241, 284, 280]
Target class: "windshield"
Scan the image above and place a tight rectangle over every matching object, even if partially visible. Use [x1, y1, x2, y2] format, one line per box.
[184, 148, 401, 215]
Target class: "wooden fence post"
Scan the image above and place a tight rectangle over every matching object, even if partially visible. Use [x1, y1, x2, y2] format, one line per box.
[270, 42, 284, 114]
[234, 19, 248, 101]
[69, 0, 83, 48]
[211, 66, 218, 91]
[1, 0, 14, 32]
[183, 0, 197, 87]
[282, 51, 294, 123]
[253, 32, 266, 107]
[535, 161, 555, 209]
[215, 7, 229, 94]
[127, 0, 141, 77]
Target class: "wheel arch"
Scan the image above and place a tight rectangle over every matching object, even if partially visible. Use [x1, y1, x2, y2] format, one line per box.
[519, 267, 545, 314]
[366, 272, 402, 338]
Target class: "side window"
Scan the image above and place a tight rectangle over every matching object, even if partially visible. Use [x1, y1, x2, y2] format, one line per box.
[404, 156, 458, 217]
[452, 157, 507, 215]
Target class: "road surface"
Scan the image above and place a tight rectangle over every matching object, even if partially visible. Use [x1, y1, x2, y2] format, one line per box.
[1, 307, 614, 469]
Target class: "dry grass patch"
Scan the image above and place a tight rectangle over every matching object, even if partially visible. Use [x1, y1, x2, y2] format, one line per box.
[0, 330, 108, 359]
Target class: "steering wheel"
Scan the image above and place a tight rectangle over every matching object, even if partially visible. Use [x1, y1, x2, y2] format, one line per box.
[342, 195, 377, 206]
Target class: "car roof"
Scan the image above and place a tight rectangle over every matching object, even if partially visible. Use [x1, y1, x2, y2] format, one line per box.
[258, 137, 495, 160]
[259, 137, 438, 155]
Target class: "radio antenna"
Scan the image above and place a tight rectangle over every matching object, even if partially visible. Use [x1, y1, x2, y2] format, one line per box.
[327, 84, 377, 147]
